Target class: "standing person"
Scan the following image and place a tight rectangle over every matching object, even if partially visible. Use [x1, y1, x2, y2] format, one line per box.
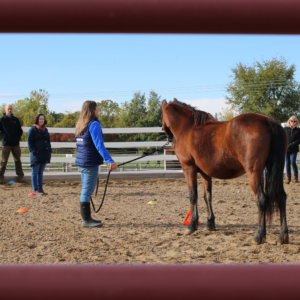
[284, 116, 300, 184]
[27, 114, 52, 195]
[75, 100, 117, 228]
[0, 104, 24, 184]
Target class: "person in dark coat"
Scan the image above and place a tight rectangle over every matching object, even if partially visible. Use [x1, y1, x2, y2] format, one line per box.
[27, 114, 52, 195]
[284, 116, 300, 184]
[75, 100, 117, 228]
[0, 104, 24, 183]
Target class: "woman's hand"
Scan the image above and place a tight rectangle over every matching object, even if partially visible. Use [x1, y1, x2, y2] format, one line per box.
[110, 162, 118, 170]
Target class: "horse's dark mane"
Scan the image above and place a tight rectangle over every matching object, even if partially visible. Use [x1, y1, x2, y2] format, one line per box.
[171, 98, 216, 127]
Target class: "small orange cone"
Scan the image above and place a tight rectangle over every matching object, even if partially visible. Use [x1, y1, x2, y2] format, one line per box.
[183, 210, 200, 225]
[17, 208, 28, 213]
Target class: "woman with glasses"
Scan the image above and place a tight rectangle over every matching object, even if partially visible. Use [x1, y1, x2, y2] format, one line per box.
[284, 116, 300, 183]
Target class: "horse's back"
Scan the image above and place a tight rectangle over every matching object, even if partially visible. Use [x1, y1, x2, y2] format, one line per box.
[189, 113, 282, 179]
[226, 113, 284, 176]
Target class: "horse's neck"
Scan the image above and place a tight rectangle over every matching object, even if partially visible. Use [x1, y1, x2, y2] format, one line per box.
[168, 109, 191, 137]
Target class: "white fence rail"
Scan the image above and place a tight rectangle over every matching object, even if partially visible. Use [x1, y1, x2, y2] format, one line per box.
[22, 127, 163, 134]
[5, 125, 294, 178]
[7, 127, 182, 178]
[20, 141, 168, 148]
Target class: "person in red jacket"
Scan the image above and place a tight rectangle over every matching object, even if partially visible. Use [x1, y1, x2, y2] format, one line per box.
[284, 116, 300, 184]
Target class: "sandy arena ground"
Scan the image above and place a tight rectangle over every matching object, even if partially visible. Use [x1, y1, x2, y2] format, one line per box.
[1, 177, 300, 264]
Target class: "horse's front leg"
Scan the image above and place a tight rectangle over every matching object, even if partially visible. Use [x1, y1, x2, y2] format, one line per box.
[201, 173, 215, 231]
[182, 164, 198, 235]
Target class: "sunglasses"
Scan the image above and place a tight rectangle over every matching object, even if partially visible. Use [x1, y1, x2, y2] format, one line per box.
[290, 120, 297, 123]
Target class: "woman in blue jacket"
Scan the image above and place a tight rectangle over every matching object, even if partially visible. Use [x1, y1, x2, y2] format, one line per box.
[75, 101, 117, 228]
[28, 114, 52, 195]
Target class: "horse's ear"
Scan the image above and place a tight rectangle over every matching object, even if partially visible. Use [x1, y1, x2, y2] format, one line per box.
[162, 99, 167, 107]
[173, 98, 178, 102]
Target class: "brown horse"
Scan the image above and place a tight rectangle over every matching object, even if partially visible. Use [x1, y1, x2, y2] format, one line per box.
[162, 98, 289, 245]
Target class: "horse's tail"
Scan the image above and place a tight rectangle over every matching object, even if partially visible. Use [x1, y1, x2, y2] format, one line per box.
[265, 120, 287, 222]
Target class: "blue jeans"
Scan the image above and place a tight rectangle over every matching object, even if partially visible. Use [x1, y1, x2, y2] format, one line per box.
[285, 152, 298, 177]
[79, 166, 99, 203]
[31, 163, 46, 191]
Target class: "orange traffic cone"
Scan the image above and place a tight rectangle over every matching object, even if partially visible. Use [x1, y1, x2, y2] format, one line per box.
[17, 208, 28, 213]
[183, 210, 200, 225]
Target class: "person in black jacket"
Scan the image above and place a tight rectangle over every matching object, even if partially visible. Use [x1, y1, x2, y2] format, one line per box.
[0, 104, 24, 184]
[284, 116, 300, 184]
[27, 114, 52, 195]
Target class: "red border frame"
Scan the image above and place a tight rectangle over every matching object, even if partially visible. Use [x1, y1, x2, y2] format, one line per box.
[0, 0, 300, 34]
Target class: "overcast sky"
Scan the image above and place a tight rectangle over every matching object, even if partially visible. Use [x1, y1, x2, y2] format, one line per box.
[1, 34, 300, 115]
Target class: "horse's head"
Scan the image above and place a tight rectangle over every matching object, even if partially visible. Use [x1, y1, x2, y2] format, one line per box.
[162, 99, 174, 143]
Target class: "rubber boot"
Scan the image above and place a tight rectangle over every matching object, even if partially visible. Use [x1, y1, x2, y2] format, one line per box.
[80, 202, 103, 227]
[286, 176, 291, 184]
[294, 174, 298, 183]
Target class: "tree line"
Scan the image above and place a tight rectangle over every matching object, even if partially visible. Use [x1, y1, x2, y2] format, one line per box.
[0, 90, 164, 143]
[2, 58, 300, 141]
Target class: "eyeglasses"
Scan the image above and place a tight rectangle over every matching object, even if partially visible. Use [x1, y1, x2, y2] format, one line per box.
[290, 120, 297, 123]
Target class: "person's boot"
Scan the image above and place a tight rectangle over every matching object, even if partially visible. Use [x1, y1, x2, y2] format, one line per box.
[39, 188, 48, 195]
[80, 202, 102, 227]
[35, 189, 44, 196]
[286, 176, 291, 184]
[0, 176, 3, 184]
[294, 174, 298, 183]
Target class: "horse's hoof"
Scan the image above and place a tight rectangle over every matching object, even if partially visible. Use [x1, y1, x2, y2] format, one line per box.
[184, 229, 196, 235]
[278, 235, 289, 246]
[205, 225, 216, 232]
[253, 235, 266, 245]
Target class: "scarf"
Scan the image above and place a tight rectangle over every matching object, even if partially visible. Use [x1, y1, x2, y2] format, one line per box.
[34, 124, 46, 132]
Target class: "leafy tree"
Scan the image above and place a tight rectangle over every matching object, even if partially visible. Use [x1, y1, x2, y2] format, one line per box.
[117, 92, 147, 128]
[47, 111, 65, 127]
[51, 111, 79, 142]
[145, 91, 162, 127]
[143, 91, 164, 141]
[54, 111, 79, 128]
[115, 91, 166, 143]
[116, 92, 147, 142]
[226, 58, 300, 122]
[13, 89, 50, 126]
[50, 133, 75, 142]
[96, 100, 120, 128]
[0, 103, 6, 115]
[217, 107, 238, 121]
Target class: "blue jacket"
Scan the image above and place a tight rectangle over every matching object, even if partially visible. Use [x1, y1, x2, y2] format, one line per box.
[27, 126, 52, 166]
[75, 118, 114, 167]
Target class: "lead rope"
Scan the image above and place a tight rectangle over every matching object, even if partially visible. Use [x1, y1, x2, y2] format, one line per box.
[90, 140, 170, 213]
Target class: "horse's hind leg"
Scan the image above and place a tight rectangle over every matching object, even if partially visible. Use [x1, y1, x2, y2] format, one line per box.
[182, 164, 199, 235]
[248, 175, 267, 244]
[201, 174, 215, 231]
[279, 193, 289, 245]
